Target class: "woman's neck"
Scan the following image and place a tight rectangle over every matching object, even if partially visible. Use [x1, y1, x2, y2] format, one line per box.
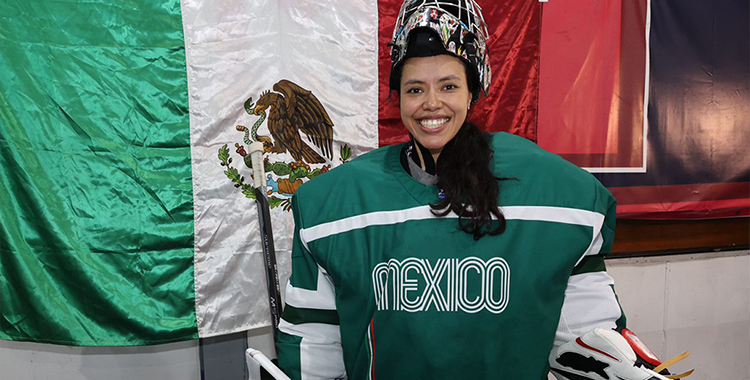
[408, 138, 437, 175]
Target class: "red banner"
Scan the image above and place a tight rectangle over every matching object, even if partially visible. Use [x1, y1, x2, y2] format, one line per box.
[376, 0, 749, 219]
[537, 0, 647, 171]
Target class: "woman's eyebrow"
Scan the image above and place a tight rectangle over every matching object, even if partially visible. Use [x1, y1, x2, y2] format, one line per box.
[438, 75, 462, 82]
[403, 79, 424, 86]
[403, 75, 462, 86]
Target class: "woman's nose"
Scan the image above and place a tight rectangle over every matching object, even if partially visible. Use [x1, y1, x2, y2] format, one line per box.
[423, 90, 441, 110]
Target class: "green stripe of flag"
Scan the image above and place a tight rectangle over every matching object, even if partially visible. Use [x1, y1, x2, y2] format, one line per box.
[0, 0, 197, 345]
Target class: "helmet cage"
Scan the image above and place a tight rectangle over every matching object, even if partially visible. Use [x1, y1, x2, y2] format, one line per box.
[389, 0, 491, 100]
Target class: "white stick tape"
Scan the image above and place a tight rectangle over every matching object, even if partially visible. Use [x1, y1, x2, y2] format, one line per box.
[246, 348, 291, 380]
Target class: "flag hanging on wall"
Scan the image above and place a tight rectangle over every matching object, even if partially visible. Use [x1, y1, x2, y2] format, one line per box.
[595, 0, 749, 218]
[0, 0, 379, 346]
[538, 0, 648, 172]
[537, 0, 749, 218]
[2, 0, 745, 347]
[0, 0, 538, 345]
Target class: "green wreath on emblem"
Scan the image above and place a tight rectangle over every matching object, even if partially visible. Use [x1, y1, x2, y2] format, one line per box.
[218, 143, 351, 211]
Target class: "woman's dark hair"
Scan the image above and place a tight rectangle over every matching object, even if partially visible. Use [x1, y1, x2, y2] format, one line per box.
[431, 121, 508, 240]
[394, 53, 508, 240]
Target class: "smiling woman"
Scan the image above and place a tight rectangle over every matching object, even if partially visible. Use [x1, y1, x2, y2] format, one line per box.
[274, 1, 691, 379]
[398, 54, 472, 160]
[397, 53, 506, 240]
[388, 24, 506, 240]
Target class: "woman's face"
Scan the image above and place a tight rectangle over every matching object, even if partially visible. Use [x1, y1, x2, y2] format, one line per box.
[399, 54, 472, 162]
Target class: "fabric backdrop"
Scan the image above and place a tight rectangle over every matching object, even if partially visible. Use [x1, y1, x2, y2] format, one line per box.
[537, 0, 749, 218]
[0, 0, 746, 346]
[0, 0, 382, 345]
[0, 0, 536, 346]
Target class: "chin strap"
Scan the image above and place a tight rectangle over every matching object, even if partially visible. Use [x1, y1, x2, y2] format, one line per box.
[549, 328, 694, 380]
[405, 138, 437, 174]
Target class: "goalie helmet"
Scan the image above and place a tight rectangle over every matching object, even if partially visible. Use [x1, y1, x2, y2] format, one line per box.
[389, 0, 492, 101]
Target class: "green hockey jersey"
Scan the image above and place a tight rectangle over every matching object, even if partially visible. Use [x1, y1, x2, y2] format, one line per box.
[277, 132, 619, 380]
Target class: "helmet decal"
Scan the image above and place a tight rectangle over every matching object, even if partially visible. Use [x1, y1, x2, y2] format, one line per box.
[389, 0, 492, 100]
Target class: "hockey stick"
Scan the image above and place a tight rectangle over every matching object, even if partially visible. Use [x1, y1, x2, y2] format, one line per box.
[248, 142, 283, 343]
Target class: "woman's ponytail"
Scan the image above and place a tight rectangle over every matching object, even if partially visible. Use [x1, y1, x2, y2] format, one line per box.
[431, 122, 508, 240]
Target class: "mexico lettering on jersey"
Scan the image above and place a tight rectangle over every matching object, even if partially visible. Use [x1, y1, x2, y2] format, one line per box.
[276, 132, 620, 380]
[371, 256, 510, 314]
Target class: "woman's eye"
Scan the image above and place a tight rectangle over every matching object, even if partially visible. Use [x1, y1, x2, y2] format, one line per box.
[444, 84, 457, 90]
[406, 88, 422, 94]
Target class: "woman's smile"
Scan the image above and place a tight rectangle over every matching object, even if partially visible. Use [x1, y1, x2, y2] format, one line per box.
[399, 54, 472, 162]
[419, 117, 451, 130]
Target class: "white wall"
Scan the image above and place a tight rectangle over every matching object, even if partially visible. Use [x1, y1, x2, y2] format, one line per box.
[549, 250, 750, 380]
[2, 250, 748, 380]
[0, 340, 200, 380]
[606, 250, 750, 380]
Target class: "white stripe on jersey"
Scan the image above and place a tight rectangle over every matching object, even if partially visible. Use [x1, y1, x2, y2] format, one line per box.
[299, 204, 606, 261]
[279, 319, 347, 380]
[366, 320, 374, 380]
[554, 271, 620, 347]
[285, 264, 337, 310]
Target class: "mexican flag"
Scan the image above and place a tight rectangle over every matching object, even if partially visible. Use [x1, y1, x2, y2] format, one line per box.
[0, 0, 540, 345]
[7, 0, 744, 347]
[0, 0, 374, 345]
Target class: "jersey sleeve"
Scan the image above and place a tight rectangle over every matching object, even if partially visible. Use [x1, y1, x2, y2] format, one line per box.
[276, 195, 347, 380]
[552, 180, 626, 348]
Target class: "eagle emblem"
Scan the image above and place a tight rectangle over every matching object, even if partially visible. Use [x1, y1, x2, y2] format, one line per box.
[246, 80, 334, 164]
[218, 79, 353, 210]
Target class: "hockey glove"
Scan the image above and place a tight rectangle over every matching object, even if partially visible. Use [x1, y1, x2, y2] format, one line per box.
[549, 328, 693, 380]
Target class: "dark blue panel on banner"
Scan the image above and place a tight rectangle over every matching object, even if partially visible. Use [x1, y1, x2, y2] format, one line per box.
[596, 0, 749, 189]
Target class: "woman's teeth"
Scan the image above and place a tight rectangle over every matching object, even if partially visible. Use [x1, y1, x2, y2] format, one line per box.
[420, 118, 449, 129]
